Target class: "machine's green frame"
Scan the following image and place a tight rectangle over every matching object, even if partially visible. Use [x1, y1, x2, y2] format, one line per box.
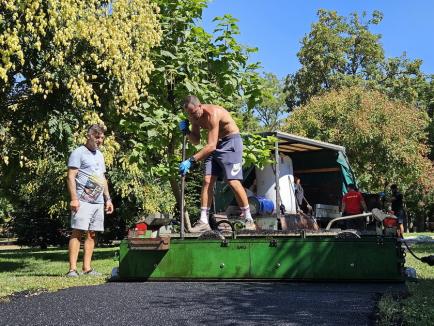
[118, 234, 405, 281]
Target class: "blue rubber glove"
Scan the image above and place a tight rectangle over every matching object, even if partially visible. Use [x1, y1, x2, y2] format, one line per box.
[178, 120, 190, 135]
[179, 159, 192, 175]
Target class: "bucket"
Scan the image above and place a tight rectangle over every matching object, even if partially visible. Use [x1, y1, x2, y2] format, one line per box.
[248, 196, 274, 215]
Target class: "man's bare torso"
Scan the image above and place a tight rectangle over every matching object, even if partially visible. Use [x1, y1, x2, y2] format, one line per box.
[189, 104, 239, 139]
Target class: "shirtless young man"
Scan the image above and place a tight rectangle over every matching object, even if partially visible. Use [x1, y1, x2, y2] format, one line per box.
[179, 95, 255, 232]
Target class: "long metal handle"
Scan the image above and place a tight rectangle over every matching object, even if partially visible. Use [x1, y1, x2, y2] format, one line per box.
[325, 212, 372, 230]
[180, 135, 187, 240]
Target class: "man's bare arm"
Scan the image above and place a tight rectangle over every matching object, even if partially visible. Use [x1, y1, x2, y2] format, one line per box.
[67, 168, 79, 212]
[103, 176, 114, 214]
[188, 122, 201, 145]
[67, 168, 79, 200]
[103, 177, 110, 199]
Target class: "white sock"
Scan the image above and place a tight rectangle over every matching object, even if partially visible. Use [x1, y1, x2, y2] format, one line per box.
[241, 206, 253, 222]
[199, 207, 210, 224]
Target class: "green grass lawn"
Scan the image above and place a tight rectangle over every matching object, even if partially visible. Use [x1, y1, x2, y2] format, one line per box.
[0, 246, 117, 300]
[377, 233, 434, 325]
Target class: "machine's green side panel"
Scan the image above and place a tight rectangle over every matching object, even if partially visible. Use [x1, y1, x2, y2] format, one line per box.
[249, 238, 402, 280]
[119, 237, 404, 281]
[250, 239, 317, 279]
[119, 240, 250, 279]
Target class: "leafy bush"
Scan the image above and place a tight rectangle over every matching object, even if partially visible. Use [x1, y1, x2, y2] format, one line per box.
[12, 208, 69, 248]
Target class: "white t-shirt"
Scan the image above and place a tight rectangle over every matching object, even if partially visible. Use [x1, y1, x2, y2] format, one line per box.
[68, 145, 106, 204]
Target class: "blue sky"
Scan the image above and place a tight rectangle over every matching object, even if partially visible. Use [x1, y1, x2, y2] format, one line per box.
[201, 0, 434, 79]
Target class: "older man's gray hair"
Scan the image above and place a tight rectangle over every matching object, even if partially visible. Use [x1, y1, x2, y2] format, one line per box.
[87, 124, 106, 136]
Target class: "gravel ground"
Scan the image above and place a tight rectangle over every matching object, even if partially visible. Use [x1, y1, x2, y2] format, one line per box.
[0, 282, 406, 326]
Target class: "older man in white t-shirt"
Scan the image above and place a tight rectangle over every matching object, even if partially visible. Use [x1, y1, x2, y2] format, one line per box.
[66, 124, 114, 277]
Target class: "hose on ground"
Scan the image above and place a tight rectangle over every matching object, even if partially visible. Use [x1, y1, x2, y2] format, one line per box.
[401, 239, 434, 266]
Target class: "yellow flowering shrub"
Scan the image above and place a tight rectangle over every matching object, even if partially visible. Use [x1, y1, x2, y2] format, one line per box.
[1, 0, 161, 112]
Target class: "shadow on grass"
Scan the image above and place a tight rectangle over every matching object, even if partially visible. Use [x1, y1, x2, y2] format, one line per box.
[0, 261, 29, 273]
[0, 247, 117, 263]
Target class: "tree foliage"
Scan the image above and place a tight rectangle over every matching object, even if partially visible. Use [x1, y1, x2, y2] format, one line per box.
[252, 73, 288, 131]
[283, 9, 434, 227]
[285, 10, 432, 112]
[121, 0, 265, 215]
[0, 0, 269, 241]
[1, 0, 160, 111]
[283, 86, 434, 223]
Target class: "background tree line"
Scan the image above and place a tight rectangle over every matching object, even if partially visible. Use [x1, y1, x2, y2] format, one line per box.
[0, 2, 433, 245]
[282, 10, 434, 230]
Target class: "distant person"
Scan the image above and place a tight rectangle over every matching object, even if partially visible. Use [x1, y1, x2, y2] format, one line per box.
[390, 184, 405, 237]
[293, 176, 312, 213]
[341, 184, 367, 229]
[66, 124, 114, 277]
[179, 95, 255, 232]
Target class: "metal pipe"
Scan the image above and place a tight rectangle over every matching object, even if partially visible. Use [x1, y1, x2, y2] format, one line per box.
[326, 212, 372, 230]
[180, 135, 187, 240]
[274, 140, 280, 220]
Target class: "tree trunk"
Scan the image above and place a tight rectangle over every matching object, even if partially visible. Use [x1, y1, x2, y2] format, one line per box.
[169, 175, 181, 210]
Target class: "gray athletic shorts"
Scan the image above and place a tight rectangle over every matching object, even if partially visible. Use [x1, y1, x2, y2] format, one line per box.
[71, 201, 104, 232]
[204, 133, 243, 180]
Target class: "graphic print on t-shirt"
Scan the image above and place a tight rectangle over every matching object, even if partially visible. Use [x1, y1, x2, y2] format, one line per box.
[80, 175, 105, 202]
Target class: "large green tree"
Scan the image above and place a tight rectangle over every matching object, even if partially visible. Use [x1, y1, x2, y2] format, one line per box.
[120, 0, 266, 217]
[284, 10, 433, 111]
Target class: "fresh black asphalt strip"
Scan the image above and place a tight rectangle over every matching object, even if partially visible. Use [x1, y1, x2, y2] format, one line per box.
[0, 282, 406, 326]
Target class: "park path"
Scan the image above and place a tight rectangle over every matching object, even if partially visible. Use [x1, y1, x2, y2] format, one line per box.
[0, 282, 406, 326]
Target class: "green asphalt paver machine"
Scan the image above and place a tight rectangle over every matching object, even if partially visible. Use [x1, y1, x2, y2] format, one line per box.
[114, 132, 412, 282]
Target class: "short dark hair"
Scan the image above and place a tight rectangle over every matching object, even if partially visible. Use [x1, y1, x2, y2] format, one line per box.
[183, 95, 200, 108]
[87, 124, 106, 136]
[390, 184, 398, 190]
[348, 183, 357, 190]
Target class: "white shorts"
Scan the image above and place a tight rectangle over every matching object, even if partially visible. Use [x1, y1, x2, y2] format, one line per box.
[71, 201, 105, 232]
